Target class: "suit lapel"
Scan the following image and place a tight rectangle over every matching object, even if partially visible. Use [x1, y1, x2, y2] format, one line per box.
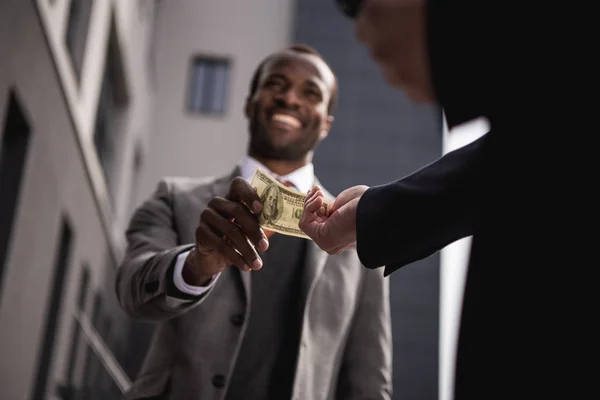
[300, 240, 329, 305]
[210, 166, 240, 198]
[210, 167, 252, 301]
[300, 176, 333, 306]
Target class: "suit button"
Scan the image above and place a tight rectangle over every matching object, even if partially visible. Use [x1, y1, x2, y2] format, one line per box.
[230, 313, 244, 326]
[212, 374, 226, 388]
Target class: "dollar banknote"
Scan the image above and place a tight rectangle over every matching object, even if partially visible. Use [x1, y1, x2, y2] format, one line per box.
[250, 168, 329, 239]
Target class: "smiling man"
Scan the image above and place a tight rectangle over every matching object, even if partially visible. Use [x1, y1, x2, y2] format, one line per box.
[116, 44, 392, 400]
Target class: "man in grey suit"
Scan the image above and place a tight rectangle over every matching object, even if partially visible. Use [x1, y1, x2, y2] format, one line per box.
[116, 44, 392, 400]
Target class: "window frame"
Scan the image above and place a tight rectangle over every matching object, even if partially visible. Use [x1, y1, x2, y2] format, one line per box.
[185, 55, 232, 117]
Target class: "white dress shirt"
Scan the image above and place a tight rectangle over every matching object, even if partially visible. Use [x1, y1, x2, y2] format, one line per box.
[172, 156, 315, 297]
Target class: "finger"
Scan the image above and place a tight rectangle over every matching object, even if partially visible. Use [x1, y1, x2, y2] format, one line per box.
[312, 185, 323, 196]
[304, 197, 323, 216]
[299, 202, 327, 245]
[304, 192, 318, 209]
[305, 187, 324, 208]
[299, 200, 318, 230]
[304, 188, 315, 202]
[201, 208, 263, 270]
[304, 188, 317, 205]
[227, 176, 262, 214]
[331, 185, 369, 213]
[208, 197, 268, 251]
[312, 187, 325, 200]
[330, 198, 345, 215]
[298, 214, 319, 241]
[305, 194, 324, 214]
[196, 223, 250, 272]
[222, 236, 262, 272]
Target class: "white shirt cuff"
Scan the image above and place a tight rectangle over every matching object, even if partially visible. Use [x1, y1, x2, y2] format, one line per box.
[173, 250, 220, 296]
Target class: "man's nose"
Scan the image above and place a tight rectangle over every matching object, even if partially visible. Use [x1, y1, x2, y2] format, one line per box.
[275, 88, 301, 108]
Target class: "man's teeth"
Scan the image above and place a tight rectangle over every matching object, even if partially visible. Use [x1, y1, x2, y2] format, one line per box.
[272, 113, 301, 128]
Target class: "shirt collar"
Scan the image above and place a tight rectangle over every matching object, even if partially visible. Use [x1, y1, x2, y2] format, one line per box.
[238, 155, 315, 194]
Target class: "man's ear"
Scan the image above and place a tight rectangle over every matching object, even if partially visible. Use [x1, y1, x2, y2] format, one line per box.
[319, 115, 334, 140]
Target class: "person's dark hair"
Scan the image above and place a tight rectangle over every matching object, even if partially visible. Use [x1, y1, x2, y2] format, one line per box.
[248, 44, 338, 115]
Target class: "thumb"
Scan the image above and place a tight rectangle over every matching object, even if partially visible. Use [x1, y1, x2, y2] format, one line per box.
[331, 185, 369, 214]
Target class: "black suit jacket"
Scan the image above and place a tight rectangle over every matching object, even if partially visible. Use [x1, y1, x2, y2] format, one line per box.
[355, 0, 590, 399]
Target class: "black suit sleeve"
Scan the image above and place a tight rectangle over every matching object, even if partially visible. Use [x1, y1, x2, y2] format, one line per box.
[356, 134, 487, 276]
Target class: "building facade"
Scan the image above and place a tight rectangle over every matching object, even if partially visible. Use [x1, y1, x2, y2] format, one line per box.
[0, 0, 156, 398]
[1, 0, 444, 399]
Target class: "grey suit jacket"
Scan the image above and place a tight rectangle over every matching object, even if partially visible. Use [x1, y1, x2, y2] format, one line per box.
[116, 168, 393, 400]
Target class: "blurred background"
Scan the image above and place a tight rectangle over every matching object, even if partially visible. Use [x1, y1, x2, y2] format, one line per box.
[0, 0, 486, 399]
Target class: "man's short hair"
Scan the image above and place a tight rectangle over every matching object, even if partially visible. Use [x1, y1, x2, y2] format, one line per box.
[248, 44, 338, 115]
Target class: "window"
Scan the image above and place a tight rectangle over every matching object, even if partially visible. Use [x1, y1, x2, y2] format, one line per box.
[69, 257, 133, 398]
[69, 267, 90, 380]
[65, 0, 94, 81]
[79, 291, 125, 398]
[0, 90, 31, 305]
[187, 56, 230, 115]
[93, 67, 117, 198]
[55, 265, 90, 399]
[93, 15, 129, 203]
[31, 216, 73, 400]
[81, 293, 103, 393]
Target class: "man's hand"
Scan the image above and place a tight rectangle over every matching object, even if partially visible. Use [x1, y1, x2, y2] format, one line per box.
[355, 0, 434, 103]
[183, 177, 270, 286]
[298, 185, 369, 254]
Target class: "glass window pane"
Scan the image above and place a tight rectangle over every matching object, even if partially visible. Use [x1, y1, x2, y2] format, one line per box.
[211, 62, 228, 114]
[191, 62, 206, 112]
[187, 57, 230, 115]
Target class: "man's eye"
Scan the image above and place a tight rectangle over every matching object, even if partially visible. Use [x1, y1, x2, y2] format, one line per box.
[306, 89, 321, 99]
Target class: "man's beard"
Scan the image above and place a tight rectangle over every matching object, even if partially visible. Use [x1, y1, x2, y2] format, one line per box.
[248, 112, 320, 161]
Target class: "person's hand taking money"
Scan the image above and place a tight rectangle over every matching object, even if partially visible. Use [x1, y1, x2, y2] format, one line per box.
[299, 184, 369, 254]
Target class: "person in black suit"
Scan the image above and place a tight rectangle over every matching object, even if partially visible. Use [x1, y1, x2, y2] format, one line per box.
[299, 0, 588, 399]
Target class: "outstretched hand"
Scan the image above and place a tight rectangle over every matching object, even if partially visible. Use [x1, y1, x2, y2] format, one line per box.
[185, 177, 269, 286]
[299, 185, 369, 254]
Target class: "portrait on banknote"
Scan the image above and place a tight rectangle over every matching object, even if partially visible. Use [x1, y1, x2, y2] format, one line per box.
[259, 183, 284, 224]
